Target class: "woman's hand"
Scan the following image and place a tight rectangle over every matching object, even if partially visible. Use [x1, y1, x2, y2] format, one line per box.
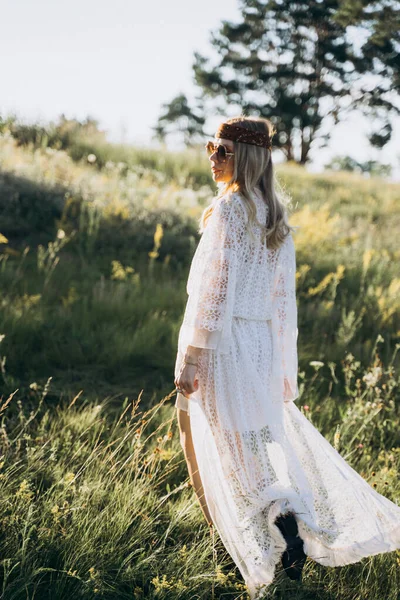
[174, 363, 199, 397]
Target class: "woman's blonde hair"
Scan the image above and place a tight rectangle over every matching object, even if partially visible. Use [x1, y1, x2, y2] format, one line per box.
[200, 115, 295, 250]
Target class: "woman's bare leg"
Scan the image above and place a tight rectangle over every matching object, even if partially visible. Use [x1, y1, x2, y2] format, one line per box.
[177, 406, 213, 527]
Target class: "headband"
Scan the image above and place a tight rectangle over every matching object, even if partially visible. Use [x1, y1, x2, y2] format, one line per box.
[215, 123, 272, 150]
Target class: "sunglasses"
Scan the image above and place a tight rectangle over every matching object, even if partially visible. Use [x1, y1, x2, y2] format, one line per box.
[205, 141, 235, 162]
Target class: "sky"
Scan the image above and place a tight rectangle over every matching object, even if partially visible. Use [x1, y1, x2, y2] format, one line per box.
[1, 0, 399, 179]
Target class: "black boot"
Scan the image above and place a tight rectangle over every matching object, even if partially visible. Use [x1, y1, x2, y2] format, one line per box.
[274, 512, 307, 581]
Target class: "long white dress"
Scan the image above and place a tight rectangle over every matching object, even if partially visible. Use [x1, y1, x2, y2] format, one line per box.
[174, 188, 400, 600]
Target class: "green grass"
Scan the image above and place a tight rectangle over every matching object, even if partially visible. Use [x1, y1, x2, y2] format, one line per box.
[0, 133, 399, 599]
[0, 348, 399, 600]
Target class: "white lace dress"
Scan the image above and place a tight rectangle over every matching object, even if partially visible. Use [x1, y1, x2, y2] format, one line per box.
[174, 189, 400, 600]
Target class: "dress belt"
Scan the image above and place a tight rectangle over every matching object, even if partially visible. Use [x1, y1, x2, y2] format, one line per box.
[232, 315, 272, 322]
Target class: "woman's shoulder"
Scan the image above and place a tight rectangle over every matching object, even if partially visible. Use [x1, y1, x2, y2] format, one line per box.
[221, 190, 250, 219]
[215, 189, 243, 206]
[214, 190, 248, 223]
[221, 188, 267, 216]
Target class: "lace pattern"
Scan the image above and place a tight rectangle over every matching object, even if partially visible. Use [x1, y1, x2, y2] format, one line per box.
[176, 189, 298, 404]
[179, 194, 245, 353]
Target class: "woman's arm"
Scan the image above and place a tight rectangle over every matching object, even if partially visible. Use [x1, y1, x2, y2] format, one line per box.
[178, 195, 245, 357]
[270, 232, 299, 403]
[184, 344, 203, 362]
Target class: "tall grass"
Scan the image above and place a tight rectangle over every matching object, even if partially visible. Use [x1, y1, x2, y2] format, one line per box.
[0, 131, 399, 598]
[0, 340, 399, 599]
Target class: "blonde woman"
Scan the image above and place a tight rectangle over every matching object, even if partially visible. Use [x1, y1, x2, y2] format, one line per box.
[174, 116, 400, 600]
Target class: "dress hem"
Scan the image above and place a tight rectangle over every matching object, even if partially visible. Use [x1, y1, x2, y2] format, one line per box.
[247, 506, 400, 600]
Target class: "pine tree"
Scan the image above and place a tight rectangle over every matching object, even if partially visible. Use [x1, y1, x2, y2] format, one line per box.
[334, 0, 400, 148]
[152, 93, 206, 147]
[193, 0, 371, 163]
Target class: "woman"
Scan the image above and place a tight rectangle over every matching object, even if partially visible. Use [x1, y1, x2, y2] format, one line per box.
[174, 116, 400, 600]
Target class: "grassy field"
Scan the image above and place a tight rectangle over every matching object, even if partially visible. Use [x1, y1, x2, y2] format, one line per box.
[0, 132, 399, 599]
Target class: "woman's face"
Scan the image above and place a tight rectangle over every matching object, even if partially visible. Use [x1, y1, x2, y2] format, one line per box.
[209, 137, 235, 183]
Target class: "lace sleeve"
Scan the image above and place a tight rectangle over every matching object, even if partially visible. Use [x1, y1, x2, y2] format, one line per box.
[178, 196, 245, 355]
[270, 232, 300, 403]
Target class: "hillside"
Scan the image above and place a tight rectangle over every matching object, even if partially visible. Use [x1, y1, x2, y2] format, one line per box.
[0, 133, 399, 599]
